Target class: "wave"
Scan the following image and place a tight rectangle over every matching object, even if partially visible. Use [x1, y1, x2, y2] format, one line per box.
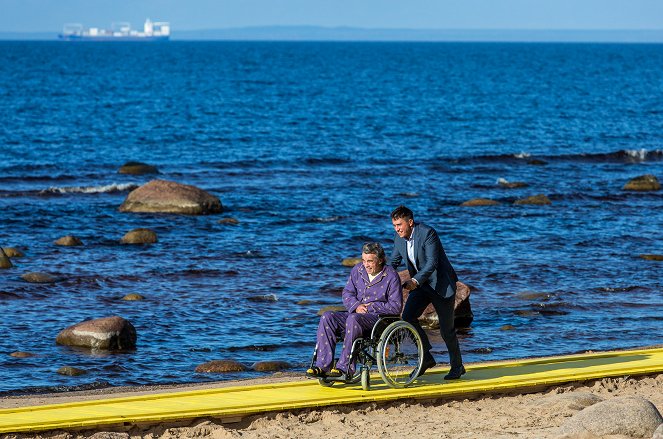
[450, 148, 663, 164]
[40, 183, 138, 195]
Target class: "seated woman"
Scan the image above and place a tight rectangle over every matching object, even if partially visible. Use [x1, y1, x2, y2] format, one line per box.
[307, 242, 403, 380]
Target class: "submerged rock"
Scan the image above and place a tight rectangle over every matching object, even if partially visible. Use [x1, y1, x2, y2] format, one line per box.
[0, 248, 12, 269]
[195, 360, 247, 373]
[640, 254, 663, 261]
[514, 194, 552, 205]
[119, 179, 222, 215]
[497, 178, 528, 189]
[558, 396, 663, 438]
[10, 351, 37, 358]
[21, 272, 57, 283]
[56, 316, 137, 351]
[57, 366, 87, 376]
[54, 235, 83, 246]
[122, 293, 145, 301]
[2, 248, 24, 258]
[120, 228, 157, 244]
[317, 305, 346, 316]
[623, 174, 661, 191]
[118, 161, 159, 175]
[247, 294, 278, 303]
[218, 218, 240, 225]
[460, 198, 500, 207]
[341, 257, 361, 267]
[252, 361, 291, 372]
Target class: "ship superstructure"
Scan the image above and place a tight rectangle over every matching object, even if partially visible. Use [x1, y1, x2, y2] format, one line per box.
[59, 19, 170, 41]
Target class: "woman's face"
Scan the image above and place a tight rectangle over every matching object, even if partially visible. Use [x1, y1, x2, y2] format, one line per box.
[362, 252, 383, 276]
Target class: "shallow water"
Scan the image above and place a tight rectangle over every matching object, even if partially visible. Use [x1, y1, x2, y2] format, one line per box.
[0, 41, 662, 393]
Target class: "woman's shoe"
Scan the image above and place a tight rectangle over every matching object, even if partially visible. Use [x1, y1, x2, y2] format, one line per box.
[305, 366, 325, 378]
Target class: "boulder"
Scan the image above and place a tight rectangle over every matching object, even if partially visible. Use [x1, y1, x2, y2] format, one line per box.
[247, 294, 278, 303]
[195, 360, 247, 373]
[460, 198, 500, 207]
[514, 194, 552, 205]
[0, 248, 12, 269]
[119, 179, 222, 215]
[558, 396, 663, 438]
[56, 316, 137, 351]
[399, 270, 473, 329]
[653, 423, 663, 439]
[57, 366, 87, 376]
[623, 174, 661, 191]
[120, 228, 157, 244]
[10, 351, 37, 358]
[2, 248, 24, 258]
[54, 235, 83, 246]
[122, 293, 145, 301]
[252, 361, 291, 372]
[218, 218, 240, 225]
[640, 254, 663, 261]
[118, 161, 159, 175]
[341, 257, 361, 267]
[21, 272, 57, 283]
[531, 392, 603, 417]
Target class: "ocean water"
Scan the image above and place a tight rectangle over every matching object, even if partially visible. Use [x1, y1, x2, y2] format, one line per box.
[0, 41, 662, 394]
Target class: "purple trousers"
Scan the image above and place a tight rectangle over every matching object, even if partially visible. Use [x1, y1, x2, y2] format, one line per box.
[314, 311, 379, 375]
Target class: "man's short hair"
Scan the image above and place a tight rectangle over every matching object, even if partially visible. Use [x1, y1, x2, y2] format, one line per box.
[391, 205, 414, 221]
[362, 242, 386, 264]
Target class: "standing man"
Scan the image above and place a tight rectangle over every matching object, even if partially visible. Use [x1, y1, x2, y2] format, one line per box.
[390, 205, 465, 380]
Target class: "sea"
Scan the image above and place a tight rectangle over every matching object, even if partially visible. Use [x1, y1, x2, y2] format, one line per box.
[0, 41, 661, 394]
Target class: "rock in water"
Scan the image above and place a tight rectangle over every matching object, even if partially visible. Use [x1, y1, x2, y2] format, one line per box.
[57, 366, 87, 376]
[252, 361, 291, 372]
[54, 235, 83, 246]
[120, 228, 157, 244]
[460, 198, 500, 207]
[514, 194, 552, 205]
[21, 272, 57, 283]
[118, 161, 159, 175]
[623, 174, 661, 191]
[0, 248, 12, 269]
[119, 179, 222, 215]
[56, 316, 137, 351]
[2, 248, 24, 258]
[341, 257, 361, 267]
[558, 396, 663, 438]
[195, 360, 247, 373]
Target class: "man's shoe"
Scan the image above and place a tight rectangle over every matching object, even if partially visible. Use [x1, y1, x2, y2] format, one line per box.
[412, 356, 437, 379]
[444, 365, 466, 380]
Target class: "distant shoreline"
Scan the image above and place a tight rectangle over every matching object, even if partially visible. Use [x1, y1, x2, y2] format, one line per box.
[2, 27, 663, 43]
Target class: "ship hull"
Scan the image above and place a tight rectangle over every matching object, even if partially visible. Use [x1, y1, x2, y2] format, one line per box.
[58, 35, 169, 42]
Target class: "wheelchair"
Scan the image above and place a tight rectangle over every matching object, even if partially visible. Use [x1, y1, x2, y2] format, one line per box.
[308, 315, 424, 391]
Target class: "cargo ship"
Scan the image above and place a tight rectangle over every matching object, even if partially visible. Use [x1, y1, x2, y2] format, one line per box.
[59, 18, 170, 41]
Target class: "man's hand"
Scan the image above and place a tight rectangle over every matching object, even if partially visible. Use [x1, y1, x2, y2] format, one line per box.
[403, 279, 419, 291]
[356, 304, 368, 314]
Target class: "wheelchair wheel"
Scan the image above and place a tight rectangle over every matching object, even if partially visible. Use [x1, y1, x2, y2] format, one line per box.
[360, 367, 370, 391]
[377, 320, 423, 388]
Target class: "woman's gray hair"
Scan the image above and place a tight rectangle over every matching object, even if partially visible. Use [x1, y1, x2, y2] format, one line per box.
[362, 242, 386, 264]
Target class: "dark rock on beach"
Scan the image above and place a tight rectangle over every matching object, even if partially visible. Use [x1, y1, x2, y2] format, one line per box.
[195, 360, 247, 373]
[514, 194, 552, 205]
[56, 316, 137, 351]
[120, 228, 158, 245]
[2, 247, 24, 258]
[0, 248, 12, 269]
[54, 235, 83, 246]
[252, 361, 291, 372]
[21, 272, 57, 283]
[57, 366, 87, 376]
[118, 161, 159, 175]
[119, 179, 222, 215]
[460, 198, 500, 207]
[623, 174, 661, 191]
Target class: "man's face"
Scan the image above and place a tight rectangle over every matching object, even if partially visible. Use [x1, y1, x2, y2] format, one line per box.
[392, 217, 414, 239]
[362, 252, 382, 276]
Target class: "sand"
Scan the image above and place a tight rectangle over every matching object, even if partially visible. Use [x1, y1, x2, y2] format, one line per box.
[2, 370, 663, 439]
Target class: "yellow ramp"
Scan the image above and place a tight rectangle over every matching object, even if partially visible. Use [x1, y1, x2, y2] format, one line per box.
[2, 347, 663, 434]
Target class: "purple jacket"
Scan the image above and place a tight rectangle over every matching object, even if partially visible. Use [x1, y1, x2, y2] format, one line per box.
[342, 264, 403, 315]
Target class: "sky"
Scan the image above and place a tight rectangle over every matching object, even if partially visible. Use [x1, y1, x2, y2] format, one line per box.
[1, 0, 662, 33]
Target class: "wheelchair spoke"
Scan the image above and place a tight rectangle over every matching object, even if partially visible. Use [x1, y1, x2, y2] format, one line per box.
[377, 321, 423, 388]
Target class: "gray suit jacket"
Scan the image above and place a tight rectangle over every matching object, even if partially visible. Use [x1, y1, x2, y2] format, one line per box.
[390, 222, 458, 298]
